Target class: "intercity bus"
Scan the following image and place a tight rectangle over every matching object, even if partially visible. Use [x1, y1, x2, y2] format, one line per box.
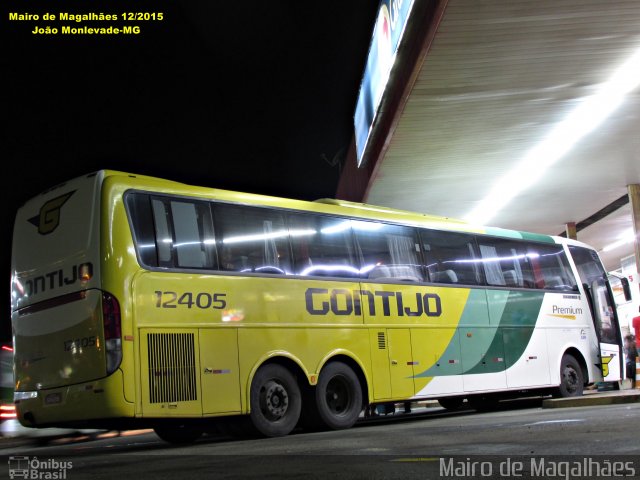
[10, 170, 626, 443]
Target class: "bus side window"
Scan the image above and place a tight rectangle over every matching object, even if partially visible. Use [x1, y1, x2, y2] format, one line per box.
[125, 193, 158, 267]
[353, 221, 423, 282]
[528, 243, 576, 291]
[421, 229, 481, 285]
[568, 245, 606, 287]
[169, 200, 216, 270]
[214, 204, 292, 275]
[477, 238, 533, 288]
[289, 214, 358, 278]
[151, 197, 175, 268]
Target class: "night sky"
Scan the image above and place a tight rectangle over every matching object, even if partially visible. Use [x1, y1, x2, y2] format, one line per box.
[1, 1, 378, 340]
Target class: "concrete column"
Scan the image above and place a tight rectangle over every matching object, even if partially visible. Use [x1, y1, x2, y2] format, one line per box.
[629, 184, 640, 275]
[565, 222, 577, 240]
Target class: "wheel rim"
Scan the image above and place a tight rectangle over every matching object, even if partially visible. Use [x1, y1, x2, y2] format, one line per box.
[563, 364, 579, 394]
[260, 379, 289, 421]
[325, 375, 352, 416]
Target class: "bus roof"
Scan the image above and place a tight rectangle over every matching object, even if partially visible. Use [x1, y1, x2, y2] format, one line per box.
[102, 169, 557, 244]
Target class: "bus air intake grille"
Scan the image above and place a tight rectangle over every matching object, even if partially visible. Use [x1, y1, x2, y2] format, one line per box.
[147, 333, 197, 404]
[378, 332, 386, 350]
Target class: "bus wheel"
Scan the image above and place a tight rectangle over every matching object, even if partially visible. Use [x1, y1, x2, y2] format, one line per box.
[249, 364, 301, 437]
[438, 396, 465, 411]
[558, 354, 584, 397]
[315, 361, 362, 430]
[154, 424, 203, 444]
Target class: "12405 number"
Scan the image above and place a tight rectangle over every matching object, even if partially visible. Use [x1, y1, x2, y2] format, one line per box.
[154, 291, 227, 309]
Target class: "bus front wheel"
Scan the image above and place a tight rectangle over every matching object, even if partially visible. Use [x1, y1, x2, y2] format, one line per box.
[315, 361, 362, 430]
[249, 364, 301, 437]
[557, 354, 584, 397]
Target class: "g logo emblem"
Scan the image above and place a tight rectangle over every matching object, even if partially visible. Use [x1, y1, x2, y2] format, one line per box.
[600, 355, 614, 377]
[28, 190, 76, 235]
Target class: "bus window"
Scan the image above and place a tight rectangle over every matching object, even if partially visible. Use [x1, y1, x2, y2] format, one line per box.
[591, 277, 618, 345]
[125, 193, 157, 267]
[477, 238, 533, 288]
[421, 230, 481, 285]
[127, 193, 217, 270]
[289, 214, 358, 278]
[214, 205, 291, 275]
[528, 243, 576, 291]
[151, 198, 174, 267]
[170, 200, 216, 269]
[149, 197, 217, 270]
[354, 222, 423, 281]
[568, 245, 606, 286]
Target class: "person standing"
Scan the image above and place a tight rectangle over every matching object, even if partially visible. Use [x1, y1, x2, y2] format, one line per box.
[633, 307, 640, 350]
[625, 334, 638, 389]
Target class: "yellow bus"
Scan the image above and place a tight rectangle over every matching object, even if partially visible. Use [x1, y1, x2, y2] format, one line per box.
[10, 170, 627, 443]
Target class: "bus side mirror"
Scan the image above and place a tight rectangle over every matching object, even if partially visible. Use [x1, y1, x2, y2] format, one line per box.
[621, 276, 632, 302]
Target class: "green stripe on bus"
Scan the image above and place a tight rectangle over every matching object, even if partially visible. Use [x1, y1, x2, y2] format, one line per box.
[413, 289, 489, 378]
[464, 291, 544, 374]
[484, 227, 522, 239]
[519, 231, 555, 243]
[415, 290, 545, 378]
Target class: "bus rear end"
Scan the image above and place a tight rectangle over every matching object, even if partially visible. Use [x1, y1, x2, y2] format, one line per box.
[10, 171, 125, 427]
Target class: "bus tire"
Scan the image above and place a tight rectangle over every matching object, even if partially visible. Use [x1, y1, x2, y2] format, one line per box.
[154, 424, 203, 444]
[557, 354, 584, 397]
[438, 396, 465, 411]
[249, 364, 301, 437]
[315, 361, 362, 430]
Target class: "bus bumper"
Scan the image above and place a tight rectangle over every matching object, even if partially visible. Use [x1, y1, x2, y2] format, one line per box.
[14, 369, 133, 427]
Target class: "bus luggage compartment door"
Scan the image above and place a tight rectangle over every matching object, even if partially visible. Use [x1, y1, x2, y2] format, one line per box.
[199, 328, 241, 414]
[387, 329, 415, 399]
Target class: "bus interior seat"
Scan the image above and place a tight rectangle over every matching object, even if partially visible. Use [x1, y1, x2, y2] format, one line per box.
[503, 270, 520, 287]
[521, 272, 535, 288]
[368, 265, 422, 282]
[431, 270, 458, 284]
[544, 276, 564, 289]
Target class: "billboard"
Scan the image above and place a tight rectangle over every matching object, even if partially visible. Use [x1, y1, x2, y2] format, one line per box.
[354, 0, 416, 167]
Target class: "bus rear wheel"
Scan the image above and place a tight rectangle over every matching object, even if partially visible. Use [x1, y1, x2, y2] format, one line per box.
[315, 361, 362, 430]
[249, 364, 301, 437]
[557, 354, 584, 397]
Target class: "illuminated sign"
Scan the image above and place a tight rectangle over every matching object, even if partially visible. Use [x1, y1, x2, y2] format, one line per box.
[354, 0, 416, 167]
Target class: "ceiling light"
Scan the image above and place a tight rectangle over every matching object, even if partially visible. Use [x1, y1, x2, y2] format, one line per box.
[601, 228, 636, 252]
[464, 47, 640, 226]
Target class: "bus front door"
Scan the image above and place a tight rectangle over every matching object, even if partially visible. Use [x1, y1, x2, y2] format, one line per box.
[589, 278, 623, 382]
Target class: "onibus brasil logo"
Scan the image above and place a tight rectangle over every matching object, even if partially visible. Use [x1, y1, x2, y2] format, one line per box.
[8, 456, 72, 479]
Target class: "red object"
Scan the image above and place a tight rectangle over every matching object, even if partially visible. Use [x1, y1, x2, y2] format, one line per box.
[633, 315, 640, 348]
[0, 404, 16, 419]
